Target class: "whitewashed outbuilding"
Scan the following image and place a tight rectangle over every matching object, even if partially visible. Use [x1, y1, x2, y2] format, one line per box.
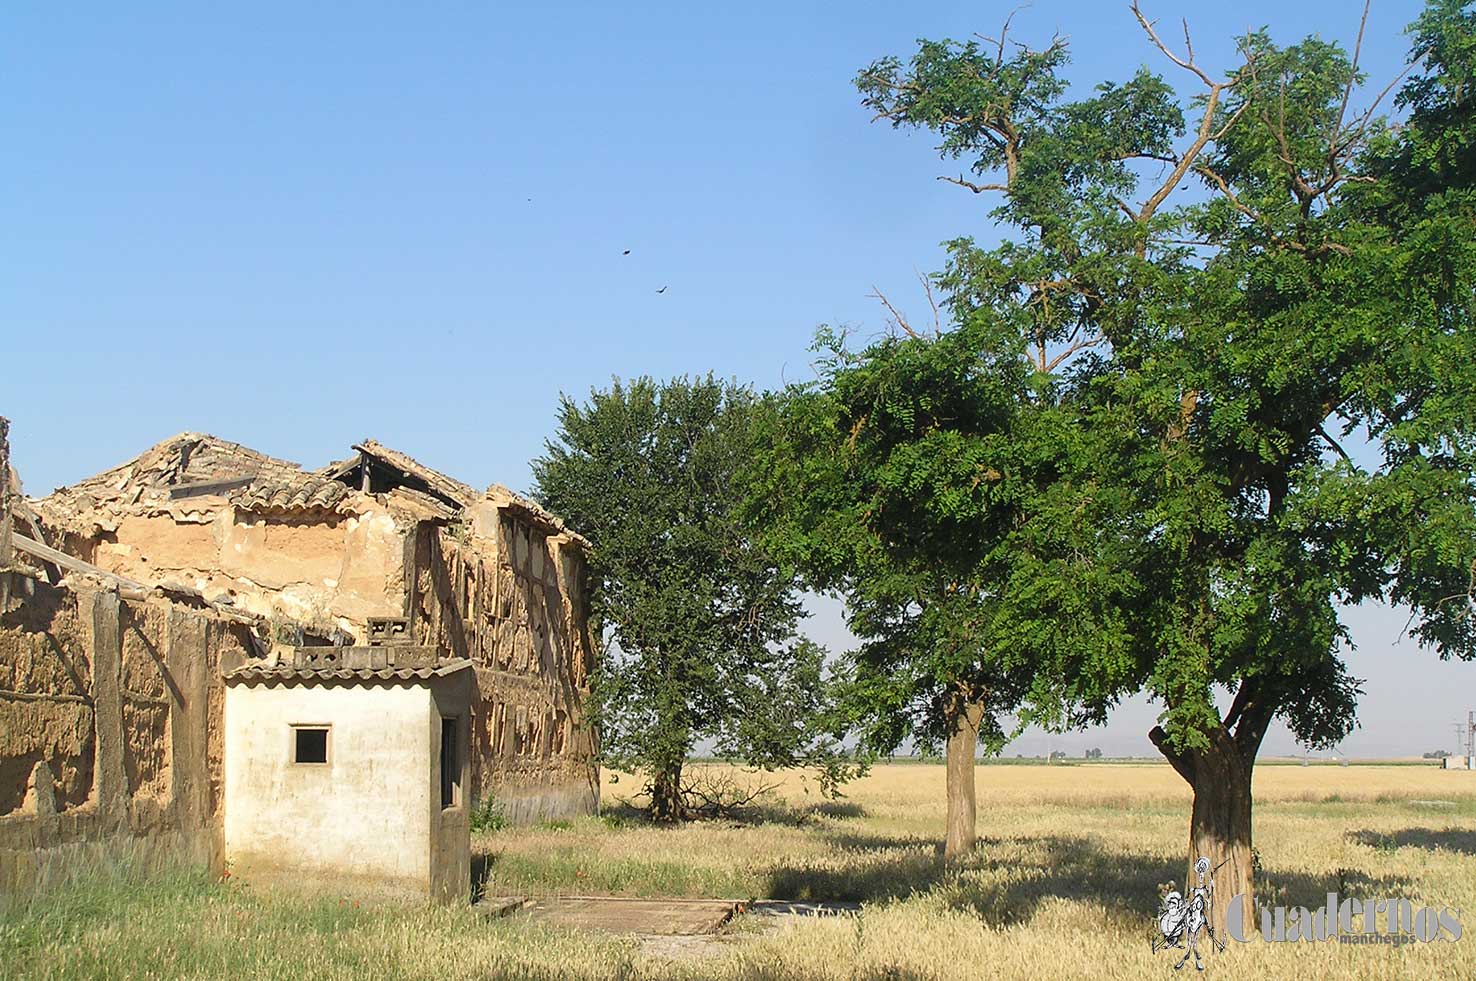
[222, 644, 474, 901]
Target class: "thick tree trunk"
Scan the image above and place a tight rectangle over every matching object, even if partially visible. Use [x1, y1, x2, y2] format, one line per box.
[943, 690, 987, 865]
[1151, 723, 1257, 942]
[650, 763, 684, 822]
[1187, 733, 1255, 940]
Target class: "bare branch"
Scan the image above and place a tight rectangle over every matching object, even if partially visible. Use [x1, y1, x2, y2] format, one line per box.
[1132, 1, 1214, 87]
[938, 174, 1011, 194]
[1211, 98, 1251, 141]
[1044, 335, 1106, 372]
[1133, 81, 1227, 235]
[974, 5, 1025, 64]
[916, 268, 943, 337]
[869, 286, 920, 340]
[1317, 425, 1354, 464]
[1328, 49, 1429, 166]
[1195, 164, 1351, 256]
[1124, 3, 1258, 248]
[1330, 1, 1372, 157]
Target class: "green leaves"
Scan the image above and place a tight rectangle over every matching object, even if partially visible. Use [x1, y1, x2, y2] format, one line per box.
[532, 376, 859, 810]
[834, 2, 1476, 765]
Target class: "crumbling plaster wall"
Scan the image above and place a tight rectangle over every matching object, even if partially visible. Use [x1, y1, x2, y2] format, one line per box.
[84, 503, 406, 639]
[0, 579, 252, 895]
[414, 505, 598, 823]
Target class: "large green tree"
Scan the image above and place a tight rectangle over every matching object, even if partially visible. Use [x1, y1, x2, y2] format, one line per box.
[840, 0, 1476, 931]
[533, 375, 855, 820]
[753, 322, 1033, 862]
[751, 2, 1203, 866]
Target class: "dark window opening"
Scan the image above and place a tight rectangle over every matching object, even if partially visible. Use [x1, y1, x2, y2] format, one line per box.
[293, 726, 329, 764]
[441, 717, 460, 809]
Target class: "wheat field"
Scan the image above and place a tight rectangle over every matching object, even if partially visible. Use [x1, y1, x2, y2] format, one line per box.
[4, 762, 1475, 979]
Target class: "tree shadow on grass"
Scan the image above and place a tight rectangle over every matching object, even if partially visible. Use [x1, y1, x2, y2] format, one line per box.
[598, 797, 869, 830]
[1345, 827, 1476, 857]
[938, 835, 1176, 927]
[811, 800, 869, 820]
[762, 848, 946, 903]
[1257, 865, 1419, 908]
[943, 836, 1418, 928]
[760, 832, 1418, 927]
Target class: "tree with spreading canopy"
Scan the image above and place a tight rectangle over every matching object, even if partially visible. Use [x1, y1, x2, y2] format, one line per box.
[533, 375, 858, 820]
[765, 0, 1476, 928]
[750, 319, 1048, 862]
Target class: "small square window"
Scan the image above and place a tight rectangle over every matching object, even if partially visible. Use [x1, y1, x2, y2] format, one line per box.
[293, 726, 329, 764]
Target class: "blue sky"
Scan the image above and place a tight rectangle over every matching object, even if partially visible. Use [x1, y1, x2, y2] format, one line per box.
[5, 0, 1471, 757]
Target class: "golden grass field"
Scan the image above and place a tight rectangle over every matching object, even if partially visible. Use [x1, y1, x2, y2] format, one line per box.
[4, 762, 1476, 979]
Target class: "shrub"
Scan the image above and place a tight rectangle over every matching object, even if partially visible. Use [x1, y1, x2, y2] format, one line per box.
[470, 796, 506, 833]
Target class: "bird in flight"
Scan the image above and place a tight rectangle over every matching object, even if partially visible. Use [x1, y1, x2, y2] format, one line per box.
[656, 286, 668, 294]
[622, 249, 631, 255]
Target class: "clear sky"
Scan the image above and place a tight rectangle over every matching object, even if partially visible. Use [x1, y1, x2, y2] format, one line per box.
[4, 0, 1471, 758]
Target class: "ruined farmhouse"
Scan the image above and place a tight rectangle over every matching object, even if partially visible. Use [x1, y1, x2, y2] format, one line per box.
[0, 420, 597, 896]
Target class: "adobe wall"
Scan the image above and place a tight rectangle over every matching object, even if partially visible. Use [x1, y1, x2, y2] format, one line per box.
[0, 579, 253, 896]
[82, 505, 407, 638]
[414, 509, 598, 823]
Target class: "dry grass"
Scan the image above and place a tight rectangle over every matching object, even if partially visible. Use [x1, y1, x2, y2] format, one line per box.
[6, 763, 1476, 979]
[473, 763, 1476, 978]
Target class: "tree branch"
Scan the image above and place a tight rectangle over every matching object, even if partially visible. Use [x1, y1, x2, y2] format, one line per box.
[1128, 3, 1254, 250]
[1150, 724, 1197, 783]
[1044, 335, 1106, 372]
[1329, 0, 1371, 164]
[916, 268, 943, 337]
[869, 286, 920, 340]
[1195, 164, 1352, 256]
[1317, 425, 1353, 464]
[1132, 1, 1214, 87]
[938, 175, 1010, 194]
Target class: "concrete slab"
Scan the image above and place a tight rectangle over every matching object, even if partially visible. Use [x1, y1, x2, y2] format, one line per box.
[520, 896, 740, 935]
[475, 896, 532, 919]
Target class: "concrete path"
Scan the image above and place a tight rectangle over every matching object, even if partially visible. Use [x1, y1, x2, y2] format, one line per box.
[516, 896, 742, 935]
[478, 895, 864, 960]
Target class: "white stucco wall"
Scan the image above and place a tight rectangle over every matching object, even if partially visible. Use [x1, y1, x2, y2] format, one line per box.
[223, 682, 434, 894]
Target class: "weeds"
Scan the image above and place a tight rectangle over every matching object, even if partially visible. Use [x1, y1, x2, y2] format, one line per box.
[470, 795, 507, 833]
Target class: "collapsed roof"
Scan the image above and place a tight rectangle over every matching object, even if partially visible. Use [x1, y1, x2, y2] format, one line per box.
[33, 432, 590, 549]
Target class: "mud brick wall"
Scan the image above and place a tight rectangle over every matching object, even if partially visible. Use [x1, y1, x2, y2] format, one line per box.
[414, 514, 597, 823]
[0, 580, 253, 895]
[0, 417, 11, 571]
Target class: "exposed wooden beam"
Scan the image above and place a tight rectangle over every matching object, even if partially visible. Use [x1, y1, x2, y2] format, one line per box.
[12, 533, 151, 593]
[167, 475, 257, 499]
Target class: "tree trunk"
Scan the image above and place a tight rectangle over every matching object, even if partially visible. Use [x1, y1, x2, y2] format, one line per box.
[943, 689, 987, 865]
[1152, 723, 1256, 942]
[650, 762, 684, 822]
